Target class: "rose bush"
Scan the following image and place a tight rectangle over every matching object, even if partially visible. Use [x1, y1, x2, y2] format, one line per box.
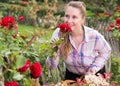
[0, 15, 42, 86]
[96, 6, 120, 40]
[106, 17, 120, 40]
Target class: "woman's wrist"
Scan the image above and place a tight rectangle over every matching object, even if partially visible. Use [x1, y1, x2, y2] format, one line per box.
[86, 65, 99, 75]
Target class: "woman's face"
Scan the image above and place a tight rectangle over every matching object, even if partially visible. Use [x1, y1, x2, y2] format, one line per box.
[64, 6, 85, 31]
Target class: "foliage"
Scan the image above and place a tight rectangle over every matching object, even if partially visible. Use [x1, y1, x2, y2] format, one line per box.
[86, 1, 120, 40]
[0, 0, 120, 85]
[111, 57, 120, 84]
[0, 0, 40, 26]
[0, 0, 63, 28]
[0, 15, 44, 86]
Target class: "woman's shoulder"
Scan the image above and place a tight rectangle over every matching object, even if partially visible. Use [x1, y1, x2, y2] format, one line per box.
[84, 26, 104, 39]
[84, 26, 102, 36]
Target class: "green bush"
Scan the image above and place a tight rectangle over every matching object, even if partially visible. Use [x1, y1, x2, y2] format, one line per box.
[0, 0, 9, 3]
[37, 8, 47, 17]
[54, 9, 64, 17]
[111, 57, 120, 84]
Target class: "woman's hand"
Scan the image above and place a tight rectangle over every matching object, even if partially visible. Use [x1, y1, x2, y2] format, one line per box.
[50, 37, 60, 44]
[86, 67, 98, 75]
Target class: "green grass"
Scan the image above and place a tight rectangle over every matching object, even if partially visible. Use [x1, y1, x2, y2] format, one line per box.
[18, 24, 35, 36]
[18, 24, 53, 40]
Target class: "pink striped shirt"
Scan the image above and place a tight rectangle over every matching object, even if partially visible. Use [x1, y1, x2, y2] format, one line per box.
[46, 26, 111, 75]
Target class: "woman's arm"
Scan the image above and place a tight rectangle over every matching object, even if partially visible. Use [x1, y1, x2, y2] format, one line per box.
[46, 28, 61, 69]
[50, 28, 60, 43]
[87, 33, 111, 74]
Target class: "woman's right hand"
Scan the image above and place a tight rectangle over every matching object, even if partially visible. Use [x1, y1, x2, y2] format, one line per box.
[50, 37, 60, 44]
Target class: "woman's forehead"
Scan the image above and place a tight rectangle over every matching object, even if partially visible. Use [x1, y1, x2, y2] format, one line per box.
[65, 6, 81, 15]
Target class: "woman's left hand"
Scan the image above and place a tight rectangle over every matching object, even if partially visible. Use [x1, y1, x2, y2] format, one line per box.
[86, 67, 98, 75]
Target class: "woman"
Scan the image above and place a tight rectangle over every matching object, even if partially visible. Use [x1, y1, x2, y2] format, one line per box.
[46, 1, 111, 80]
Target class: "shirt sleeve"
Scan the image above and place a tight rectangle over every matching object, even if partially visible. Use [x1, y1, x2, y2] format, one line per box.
[46, 51, 60, 69]
[88, 33, 111, 73]
[46, 28, 61, 69]
[51, 28, 60, 40]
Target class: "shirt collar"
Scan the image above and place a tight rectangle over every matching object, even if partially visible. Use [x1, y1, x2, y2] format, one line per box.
[83, 25, 90, 42]
[68, 25, 90, 43]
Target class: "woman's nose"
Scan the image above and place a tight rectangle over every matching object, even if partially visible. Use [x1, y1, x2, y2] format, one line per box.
[66, 18, 72, 23]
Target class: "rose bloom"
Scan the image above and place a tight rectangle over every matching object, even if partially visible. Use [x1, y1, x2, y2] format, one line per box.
[0, 16, 15, 28]
[116, 6, 120, 12]
[17, 59, 31, 73]
[30, 62, 42, 79]
[19, 16, 24, 21]
[58, 23, 72, 33]
[109, 23, 114, 28]
[4, 81, 19, 86]
[116, 18, 120, 26]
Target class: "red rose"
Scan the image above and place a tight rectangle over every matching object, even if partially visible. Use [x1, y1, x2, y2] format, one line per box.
[19, 16, 24, 21]
[104, 12, 109, 16]
[116, 18, 120, 26]
[106, 27, 112, 32]
[4, 81, 19, 86]
[97, 13, 101, 17]
[116, 25, 120, 31]
[0, 16, 15, 28]
[116, 6, 120, 12]
[17, 59, 31, 73]
[30, 62, 42, 79]
[109, 13, 112, 17]
[12, 34, 18, 39]
[58, 23, 72, 33]
[109, 23, 114, 28]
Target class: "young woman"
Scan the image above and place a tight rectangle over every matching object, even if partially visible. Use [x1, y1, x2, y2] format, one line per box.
[46, 1, 111, 80]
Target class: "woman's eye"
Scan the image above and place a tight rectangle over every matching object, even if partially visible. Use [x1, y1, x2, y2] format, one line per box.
[73, 16, 77, 19]
[65, 15, 69, 18]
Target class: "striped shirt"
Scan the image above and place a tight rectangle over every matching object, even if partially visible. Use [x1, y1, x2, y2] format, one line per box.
[46, 26, 111, 75]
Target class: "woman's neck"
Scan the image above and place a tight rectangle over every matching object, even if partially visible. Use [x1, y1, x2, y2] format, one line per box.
[71, 27, 84, 37]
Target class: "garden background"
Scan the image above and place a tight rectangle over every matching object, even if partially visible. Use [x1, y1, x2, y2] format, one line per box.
[0, 0, 120, 86]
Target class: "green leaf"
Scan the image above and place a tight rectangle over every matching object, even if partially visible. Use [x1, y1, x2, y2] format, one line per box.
[24, 79, 32, 86]
[0, 55, 4, 65]
[15, 55, 26, 68]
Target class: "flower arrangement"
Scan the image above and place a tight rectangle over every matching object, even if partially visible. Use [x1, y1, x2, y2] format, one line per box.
[55, 73, 118, 86]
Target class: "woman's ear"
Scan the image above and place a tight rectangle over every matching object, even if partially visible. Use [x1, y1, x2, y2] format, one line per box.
[82, 17, 86, 25]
